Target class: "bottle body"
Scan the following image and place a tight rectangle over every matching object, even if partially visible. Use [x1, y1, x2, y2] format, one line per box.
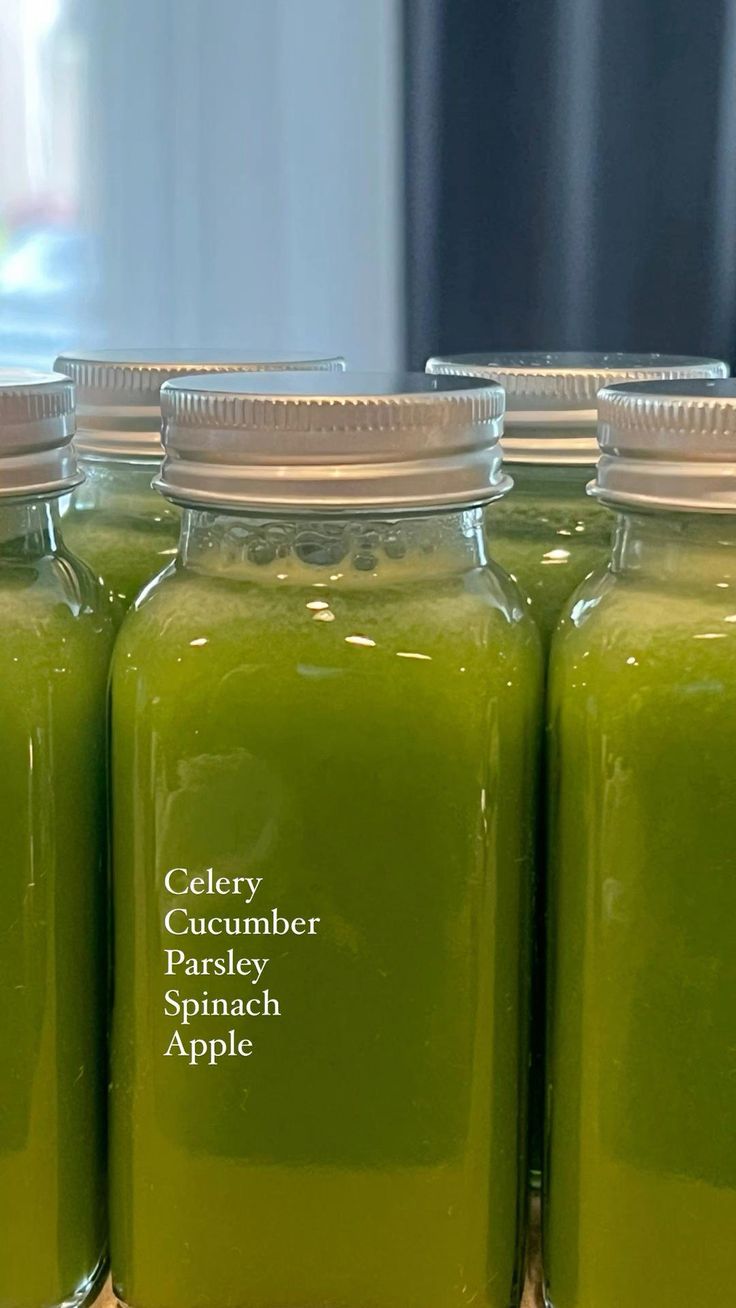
[111, 508, 541, 1308]
[63, 455, 179, 614]
[546, 511, 736, 1307]
[488, 463, 611, 645]
[0, 499, 114, 1308]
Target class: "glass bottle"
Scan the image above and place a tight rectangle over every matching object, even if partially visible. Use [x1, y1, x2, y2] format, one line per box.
[110, 372, 542, 1308]
[426, 352, 728, 645]
[427, 350, 729, 1195]
[546, 378, 736, 1308]
[0, 371, 114, 1308]
[54, 349, 345, 616]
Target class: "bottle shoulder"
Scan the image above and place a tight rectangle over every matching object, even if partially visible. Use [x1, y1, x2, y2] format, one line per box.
[114, 559, 541, 682]
[0, 556, 114, 695]
[0, 544, 115, 628]
[550, 563, 736, 692]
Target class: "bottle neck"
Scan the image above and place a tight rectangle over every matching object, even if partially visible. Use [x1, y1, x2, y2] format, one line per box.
[0, 497, 62, 557]
[76, 452, 170, 503]
[178, 507, 488, 586]
[506, 461, 594, 501]
[612, 509, 736, 587]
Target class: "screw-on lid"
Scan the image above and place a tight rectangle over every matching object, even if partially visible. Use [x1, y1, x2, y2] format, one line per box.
[156, 371, 507, 514]
[426, 351, 729, 464]
[53, 348, 346, 458]
[594, 378, 736, 512]
[0, 369, 80, 498]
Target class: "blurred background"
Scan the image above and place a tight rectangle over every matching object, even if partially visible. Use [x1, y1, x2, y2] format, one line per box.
[1, 0, 734, 372]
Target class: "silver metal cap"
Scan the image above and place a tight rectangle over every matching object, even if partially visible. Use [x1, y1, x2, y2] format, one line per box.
[595, 378, 736, 512]
[54, 348, 346, 458]
[0, 369, 80, 498]
[157, 371, 507, 514]
[426, 351, 729, 464]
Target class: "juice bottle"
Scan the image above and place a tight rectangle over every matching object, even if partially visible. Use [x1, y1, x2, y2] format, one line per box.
[0, 370, 114, 1308]
[55, 349, 344, 614]
[426, 352, 728, 643]
[547, 378, 736, 1307]
[110, 372, 542, 1308]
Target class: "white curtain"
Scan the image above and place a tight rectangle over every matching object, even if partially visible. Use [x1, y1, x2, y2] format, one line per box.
[0, 0, 405, 370]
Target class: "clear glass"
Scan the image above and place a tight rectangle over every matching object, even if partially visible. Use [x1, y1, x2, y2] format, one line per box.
[546, 509, 736, 1307]
[488, 463, 612, 646]
[0, 497, 114, 1308]
[63, 455, 180, 616]
[110, 506, 542, 1308]
[488, 462, 612, 1187]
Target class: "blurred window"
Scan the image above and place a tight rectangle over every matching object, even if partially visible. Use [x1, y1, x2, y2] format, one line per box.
[0, 0, 403, 371]
[0, 0, 85, 366]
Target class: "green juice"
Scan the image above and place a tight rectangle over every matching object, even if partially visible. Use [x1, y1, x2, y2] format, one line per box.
[487, 463, 611, 1186]
[110, 512, 541, 1308]
[546, 512, 736, 1307]
[487, 464, 612, 646]
[63, 457, 179, 614]
[0, 502, 114, 1308]
[426, 355, 731, 1208]
[54, 349, 347, 617]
